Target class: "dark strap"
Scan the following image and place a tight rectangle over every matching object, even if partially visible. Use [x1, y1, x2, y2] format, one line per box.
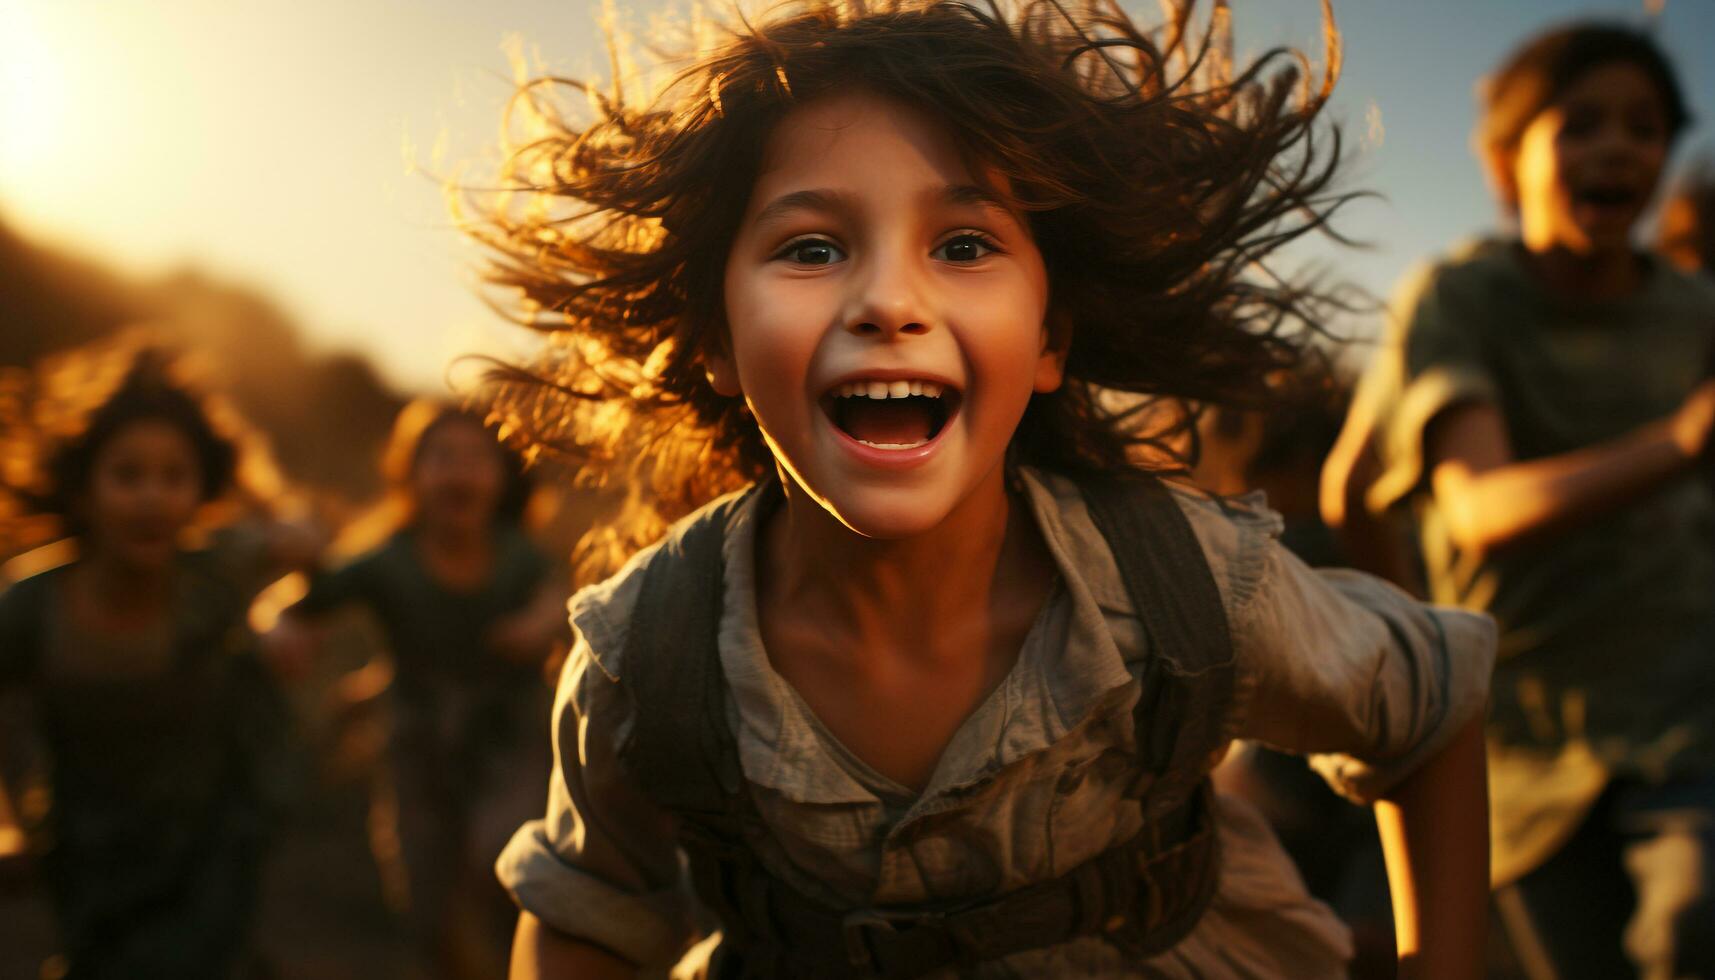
[616, 485, 761, 816]
[1077, 475, 1234, 803]
[616, 474, 1232, 977]
[763, 784, 1220, 979]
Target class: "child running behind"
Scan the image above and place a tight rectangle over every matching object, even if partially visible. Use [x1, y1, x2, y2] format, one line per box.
[1332, 22, 1715, 979]
[477, 2, 1497, 977]
[0, 349, 316, 978]
[275, 401, 569, 979]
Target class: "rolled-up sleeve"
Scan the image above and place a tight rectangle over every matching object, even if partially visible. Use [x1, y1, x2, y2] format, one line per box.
[495, 633, 696, 966]
[1233, 541, 1496, 803]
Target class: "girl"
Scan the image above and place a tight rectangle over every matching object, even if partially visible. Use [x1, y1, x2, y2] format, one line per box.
[478, 2, 1496, 977]
[0, 348, 315, 978]
[276, 401, 569, 980]
[1332, 22, 1715, 978]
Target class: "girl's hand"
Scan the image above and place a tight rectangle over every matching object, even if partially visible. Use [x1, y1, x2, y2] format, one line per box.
[260, 615, 321, 680]
[1669, 378, 1715, 462]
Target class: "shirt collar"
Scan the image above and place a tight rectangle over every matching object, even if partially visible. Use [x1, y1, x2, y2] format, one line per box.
[711, 469, 1146, 804]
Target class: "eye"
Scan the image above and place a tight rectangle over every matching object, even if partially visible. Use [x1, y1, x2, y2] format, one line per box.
[1559, 107, 1601, 140]
[775, 237, 846, 266]
[1627, 114, 1665, 143]
[932, 232, 1000, 264]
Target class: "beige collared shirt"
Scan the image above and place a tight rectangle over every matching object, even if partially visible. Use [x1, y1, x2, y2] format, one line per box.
[497, 468, 1495, 977]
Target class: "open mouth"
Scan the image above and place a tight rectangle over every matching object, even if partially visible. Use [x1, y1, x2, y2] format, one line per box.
[1573, 185, 1640, 211]
[821, 378, 961, 450]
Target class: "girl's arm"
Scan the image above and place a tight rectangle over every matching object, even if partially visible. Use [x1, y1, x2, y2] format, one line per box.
[259, 515, 328, 578]
[499, 638, 698, 972]
[1375, 713, 1488, 980]
[1215, 491, 1495, 974]
[1425, 379, 1715, 556]
[511, 912, 635, 980]
[260, 549, 379, 678]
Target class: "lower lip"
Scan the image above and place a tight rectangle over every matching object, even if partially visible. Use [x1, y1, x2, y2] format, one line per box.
[1574, 200, 1636, 222]
[825, 410, 956, 471]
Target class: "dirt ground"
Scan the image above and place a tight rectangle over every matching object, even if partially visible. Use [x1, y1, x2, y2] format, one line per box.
[0, 781, 423, 980]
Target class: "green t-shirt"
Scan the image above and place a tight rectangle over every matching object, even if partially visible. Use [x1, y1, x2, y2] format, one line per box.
[1362, 238, 1715, 882]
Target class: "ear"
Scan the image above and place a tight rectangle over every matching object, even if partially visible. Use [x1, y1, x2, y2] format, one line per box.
[1475, 136, 1520, 216]
[705, 349, 742, 397]
[1033, 311, 1071, 394]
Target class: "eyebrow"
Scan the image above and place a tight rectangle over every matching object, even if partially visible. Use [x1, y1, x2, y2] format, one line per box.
[939, 182, 1017, 219]
[750, 188, 856, 228]
[748, 183, 1021, 228]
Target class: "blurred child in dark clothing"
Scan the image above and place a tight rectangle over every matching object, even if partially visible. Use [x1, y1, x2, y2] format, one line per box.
[274, 401, 568, 980]
[1337, 23, 1715, 978]
[0, 348, 317, 979]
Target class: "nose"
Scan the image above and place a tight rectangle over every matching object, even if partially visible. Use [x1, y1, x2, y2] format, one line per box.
[843, 246, 931, 339]
[1593, 115, 1647, 161]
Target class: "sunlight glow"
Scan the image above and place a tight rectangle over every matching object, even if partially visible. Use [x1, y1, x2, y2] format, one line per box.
[0, 6, 68, 187]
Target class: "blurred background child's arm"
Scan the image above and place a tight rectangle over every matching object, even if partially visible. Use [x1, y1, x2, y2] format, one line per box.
[1321, 408, 1426, 593]
[1425, 379, 1715, 557]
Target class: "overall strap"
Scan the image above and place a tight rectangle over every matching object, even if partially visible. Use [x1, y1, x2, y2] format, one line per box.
[1076, 474, 1235, 801]
[616, 485, 762, 817]
[615, 476, 1232, 978]
[613, 483, 779, 965]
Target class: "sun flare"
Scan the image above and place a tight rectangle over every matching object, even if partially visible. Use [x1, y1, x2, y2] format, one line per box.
[0, 6, 69, 190]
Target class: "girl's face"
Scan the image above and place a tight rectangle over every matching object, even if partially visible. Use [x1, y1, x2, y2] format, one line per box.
[411, 418, 505, 531]
[81, 419, 203, 572]
[1513, 60, 1671, 256]
[718, 91, 1061, 539]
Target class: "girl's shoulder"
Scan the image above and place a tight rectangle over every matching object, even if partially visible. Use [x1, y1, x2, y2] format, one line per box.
[0, 558, 71, 684]
[0, 562, 63, 613]
[566, 484, 761, 682]
[1390, 238, 1525, 321]
[1651, 259, 1715, 315]
[1019, 468, 1284, 625]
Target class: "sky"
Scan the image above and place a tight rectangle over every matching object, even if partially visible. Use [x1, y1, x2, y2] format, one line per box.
[1, 0, 1711, 393]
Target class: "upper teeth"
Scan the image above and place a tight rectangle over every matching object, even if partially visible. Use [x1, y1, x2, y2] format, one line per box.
[834, 380, 944, 399]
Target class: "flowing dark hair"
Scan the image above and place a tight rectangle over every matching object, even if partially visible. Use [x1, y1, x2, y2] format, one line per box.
[467, 0, 1356, 577]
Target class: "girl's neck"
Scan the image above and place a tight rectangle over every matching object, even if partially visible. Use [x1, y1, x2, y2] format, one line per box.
[417, 515, 490, 555]
[74, 549, 174, 625]
[761, 463, 1051, 657]
[1519, 240, 1646, 301]
[414, 516, 494, 591]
